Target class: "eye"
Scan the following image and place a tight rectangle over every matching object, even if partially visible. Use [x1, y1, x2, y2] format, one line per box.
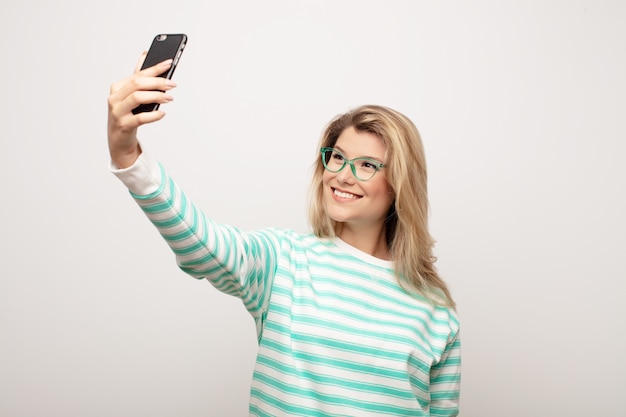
[331, 151, 345, 161]
[360, 160, 379, 171]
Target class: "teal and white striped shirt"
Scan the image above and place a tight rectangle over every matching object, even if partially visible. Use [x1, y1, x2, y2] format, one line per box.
[113, 153, 461, 416]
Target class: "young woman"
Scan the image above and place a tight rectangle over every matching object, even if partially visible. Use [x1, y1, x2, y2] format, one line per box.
[108, 56, 461, 416]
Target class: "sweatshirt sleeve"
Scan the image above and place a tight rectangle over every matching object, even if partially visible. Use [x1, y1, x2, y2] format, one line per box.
[111, 152, 280, 333]
[429, 329, 462, 416]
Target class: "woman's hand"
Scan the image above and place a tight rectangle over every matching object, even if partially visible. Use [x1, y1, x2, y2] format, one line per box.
[107, 53, 177, 168]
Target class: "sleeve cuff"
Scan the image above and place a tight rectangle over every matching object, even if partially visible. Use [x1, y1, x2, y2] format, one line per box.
[109, 150, 163, 196]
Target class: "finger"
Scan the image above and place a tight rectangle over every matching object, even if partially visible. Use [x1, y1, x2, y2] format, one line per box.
[109, 88, 173, 125]
[109, 74, 176, 106]
[118, 109, 167, 130]
[110, 99, 168, 133]
[133, 51, 148, 73]
[138, 58, 174, 77]
[118, 90, 174, 116]
[111, 58, 175, 94]
[135, 109, 167, 125]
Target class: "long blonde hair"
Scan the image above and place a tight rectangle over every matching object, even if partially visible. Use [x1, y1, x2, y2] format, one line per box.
[308, 105, 455, 308]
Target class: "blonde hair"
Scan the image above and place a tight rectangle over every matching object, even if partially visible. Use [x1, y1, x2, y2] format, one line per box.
[308, 105, 455, 308]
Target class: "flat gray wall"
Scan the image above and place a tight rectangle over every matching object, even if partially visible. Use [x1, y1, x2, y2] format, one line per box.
[1, 1, 624, 416]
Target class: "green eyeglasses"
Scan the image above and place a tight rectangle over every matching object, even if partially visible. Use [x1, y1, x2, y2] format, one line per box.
[320, 147, 385, 181]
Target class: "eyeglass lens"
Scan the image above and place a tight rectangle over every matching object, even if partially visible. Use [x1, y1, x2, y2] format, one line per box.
[321, 148, 379, 181]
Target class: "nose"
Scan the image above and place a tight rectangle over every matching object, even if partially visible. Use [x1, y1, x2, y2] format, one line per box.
[336, 162, 356, 184]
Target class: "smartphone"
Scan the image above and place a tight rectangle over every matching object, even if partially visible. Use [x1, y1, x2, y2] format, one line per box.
[132, 33, 187, 114]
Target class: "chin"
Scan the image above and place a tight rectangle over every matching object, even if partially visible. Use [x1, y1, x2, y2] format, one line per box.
[325, 206, 357, 224]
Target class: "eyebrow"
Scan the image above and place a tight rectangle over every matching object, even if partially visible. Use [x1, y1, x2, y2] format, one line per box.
[334, 146, 385, 163]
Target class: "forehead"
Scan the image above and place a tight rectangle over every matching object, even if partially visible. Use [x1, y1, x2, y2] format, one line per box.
[335, 126, 387, 159]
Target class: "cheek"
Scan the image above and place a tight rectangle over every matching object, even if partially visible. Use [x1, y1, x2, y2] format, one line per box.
[322, 171, 333, 186]
[321, 172, 332, 199]
[369, 181, 395, 210]
[368, 177, 392, 197]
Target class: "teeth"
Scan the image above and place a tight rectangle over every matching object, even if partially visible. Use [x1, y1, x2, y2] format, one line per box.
[334, 189, 359, 199]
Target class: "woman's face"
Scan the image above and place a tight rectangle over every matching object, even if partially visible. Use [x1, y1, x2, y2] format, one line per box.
[322, 126, 394, 232]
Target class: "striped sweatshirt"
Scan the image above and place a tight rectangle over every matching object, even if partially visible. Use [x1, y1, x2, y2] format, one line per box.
[112, 152, 461, 416]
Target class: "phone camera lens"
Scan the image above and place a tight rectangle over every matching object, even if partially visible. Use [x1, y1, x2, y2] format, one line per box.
[157, 34, 167, 41]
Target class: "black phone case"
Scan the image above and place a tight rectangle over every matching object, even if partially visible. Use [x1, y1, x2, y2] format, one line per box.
[132, 34, 187, 114]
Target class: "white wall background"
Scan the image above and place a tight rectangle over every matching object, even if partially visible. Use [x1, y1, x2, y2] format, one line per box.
[1, 1, 624, 416]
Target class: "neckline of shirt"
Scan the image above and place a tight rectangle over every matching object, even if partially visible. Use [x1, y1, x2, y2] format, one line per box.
[331, 237, 394, 269]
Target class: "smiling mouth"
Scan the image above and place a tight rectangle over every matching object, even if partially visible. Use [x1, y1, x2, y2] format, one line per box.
[332, 188, 362, 199]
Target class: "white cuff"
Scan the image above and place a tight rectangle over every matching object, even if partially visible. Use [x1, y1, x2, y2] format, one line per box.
[110, 150, 163, 196]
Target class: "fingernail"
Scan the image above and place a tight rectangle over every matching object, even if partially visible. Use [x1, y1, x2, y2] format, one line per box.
[161, 59, 173, 66]
[165, 79, 177, 87]
[163, 94, 174, 101]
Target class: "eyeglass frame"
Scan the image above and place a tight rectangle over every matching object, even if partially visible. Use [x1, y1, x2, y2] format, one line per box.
[320, 147, 385, 181]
